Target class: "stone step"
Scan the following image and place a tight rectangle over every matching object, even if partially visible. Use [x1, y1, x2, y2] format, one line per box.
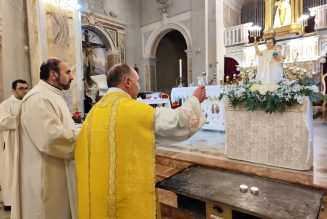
[155, 163, 184, 182]
[156, 154, 191, 170]
[155, 150, 327, 219]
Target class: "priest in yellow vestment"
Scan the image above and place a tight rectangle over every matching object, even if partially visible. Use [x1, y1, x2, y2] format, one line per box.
[75, 64, 206, 219]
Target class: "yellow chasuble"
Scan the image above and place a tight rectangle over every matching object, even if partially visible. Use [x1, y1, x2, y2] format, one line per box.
[75, 91, 156, 219]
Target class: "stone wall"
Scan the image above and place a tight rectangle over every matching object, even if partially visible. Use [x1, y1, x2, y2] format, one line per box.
[1, 0, 31, 99]
[140, 0, 191, 26]
[223, 3, 241, 28]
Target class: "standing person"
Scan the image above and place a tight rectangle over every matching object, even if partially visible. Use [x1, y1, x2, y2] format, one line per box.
[0, 80, 29, 211]
[75, 64, 206, 219]
[254, 37, 284, 83]
[12, 57, 78, 219]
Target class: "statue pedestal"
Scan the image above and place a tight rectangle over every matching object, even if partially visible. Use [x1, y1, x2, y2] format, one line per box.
[225, 99, 313, 170]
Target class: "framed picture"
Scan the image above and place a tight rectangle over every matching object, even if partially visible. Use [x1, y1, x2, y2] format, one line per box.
[264, 0, 303, 37]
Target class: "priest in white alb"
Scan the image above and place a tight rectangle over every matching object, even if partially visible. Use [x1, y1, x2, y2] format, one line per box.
[75, 64, 206, 219]
[0, 80, 29, 211]
[12, 58, 78, 219]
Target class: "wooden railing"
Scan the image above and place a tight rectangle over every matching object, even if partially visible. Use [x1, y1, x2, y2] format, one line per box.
[224, 22, 252, 47]
[309, 4, 327, 30]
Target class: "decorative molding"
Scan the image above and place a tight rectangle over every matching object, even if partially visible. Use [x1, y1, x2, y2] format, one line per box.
[104, 27, 118, 47]
[81, 11, 126, 51]
[179, 19, 191, 32]
[141, 11, 192, 57]
[143, 30, 153, 54]
[157, 0, 170, 15]
[117, 33, 126, 63]
[321, 40, 327, 54]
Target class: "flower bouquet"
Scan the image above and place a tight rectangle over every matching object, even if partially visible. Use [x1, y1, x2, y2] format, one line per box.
[219, 79, 326, 113]
[72, 111, 83, 123]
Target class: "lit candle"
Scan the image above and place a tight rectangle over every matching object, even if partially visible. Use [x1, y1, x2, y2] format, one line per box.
[240, 184, 248, 193]
[179, 59, 182, 78]
[250, 186, 259, 195]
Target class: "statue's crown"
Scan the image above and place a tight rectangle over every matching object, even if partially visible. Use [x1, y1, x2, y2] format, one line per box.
[263, 28, 276, 39]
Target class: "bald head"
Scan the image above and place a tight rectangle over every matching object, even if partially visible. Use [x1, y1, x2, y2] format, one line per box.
[106, 64, 140, 99]
[106, 64, 132, 88]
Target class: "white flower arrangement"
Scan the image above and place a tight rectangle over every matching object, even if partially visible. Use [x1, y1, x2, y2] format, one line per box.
[219, 79, 325, 113]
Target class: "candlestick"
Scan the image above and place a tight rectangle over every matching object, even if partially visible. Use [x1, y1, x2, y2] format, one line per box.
[179, 59, 182, 78]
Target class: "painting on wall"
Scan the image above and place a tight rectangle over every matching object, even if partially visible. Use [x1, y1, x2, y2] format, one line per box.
[45, 2, 79, 111]
[264, 0, 303, 37]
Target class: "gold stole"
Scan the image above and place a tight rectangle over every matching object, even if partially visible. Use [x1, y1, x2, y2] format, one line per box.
[75, 92, 156, 219]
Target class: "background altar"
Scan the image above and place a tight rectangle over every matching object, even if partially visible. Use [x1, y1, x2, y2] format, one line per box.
[171, 86, 225, 131]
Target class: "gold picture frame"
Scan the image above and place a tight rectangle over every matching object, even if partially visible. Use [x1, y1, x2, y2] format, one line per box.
[264, 0, 303, 38]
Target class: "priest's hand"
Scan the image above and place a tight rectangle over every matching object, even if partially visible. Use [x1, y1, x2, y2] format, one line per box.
[193, 85, 206, 103]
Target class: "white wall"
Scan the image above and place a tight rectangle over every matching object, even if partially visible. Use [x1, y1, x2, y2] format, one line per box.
[140, 0, 191, 26]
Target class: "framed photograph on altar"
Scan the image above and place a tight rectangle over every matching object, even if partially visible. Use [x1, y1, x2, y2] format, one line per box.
[264, 0, 303, 37]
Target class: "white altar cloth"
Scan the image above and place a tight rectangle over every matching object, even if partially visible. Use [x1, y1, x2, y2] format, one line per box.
[225, 99, 313, 170]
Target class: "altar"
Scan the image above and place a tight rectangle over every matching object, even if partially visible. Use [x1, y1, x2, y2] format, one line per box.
[225, 99, 313, 170]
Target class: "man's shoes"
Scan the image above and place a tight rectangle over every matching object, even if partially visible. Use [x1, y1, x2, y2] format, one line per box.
[3, 206, 11, 211]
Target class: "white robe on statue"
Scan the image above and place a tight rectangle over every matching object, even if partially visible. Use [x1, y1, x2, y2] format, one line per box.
[11, 80, 78, 219]
[0, 95, 21, 206]
[256, 48, 284, 83]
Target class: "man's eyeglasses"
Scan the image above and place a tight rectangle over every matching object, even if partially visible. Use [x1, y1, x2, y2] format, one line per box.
[16, 87, 29, 91]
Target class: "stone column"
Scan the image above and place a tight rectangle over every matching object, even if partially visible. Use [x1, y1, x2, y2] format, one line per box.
[216, 0, 225, 82]
[185, 49, 193, 85]
[191, 0, 205, 84]
[1, 0, 31, 99]
[143, 57, 157, 92]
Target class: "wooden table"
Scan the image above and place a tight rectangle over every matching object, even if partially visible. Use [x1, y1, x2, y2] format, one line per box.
[157, 166, 323, 219]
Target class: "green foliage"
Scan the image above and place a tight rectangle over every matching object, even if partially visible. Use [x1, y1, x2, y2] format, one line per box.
[219, 78, 326, 114]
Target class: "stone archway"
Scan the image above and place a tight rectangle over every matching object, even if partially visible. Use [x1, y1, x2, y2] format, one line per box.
[156, 30, 187, 94]
[143, 22, 192, 91]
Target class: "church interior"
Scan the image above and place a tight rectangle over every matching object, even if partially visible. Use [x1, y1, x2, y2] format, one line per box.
[1, 0, 327, 218]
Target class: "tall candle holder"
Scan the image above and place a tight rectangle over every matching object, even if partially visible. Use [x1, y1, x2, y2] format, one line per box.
[201, 71, 207, 85]
[178, 77, 184, 87]
[212, 72, 217, 85]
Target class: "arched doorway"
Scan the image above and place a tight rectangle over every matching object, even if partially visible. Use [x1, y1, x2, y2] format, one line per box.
[155, 30, 187, 94]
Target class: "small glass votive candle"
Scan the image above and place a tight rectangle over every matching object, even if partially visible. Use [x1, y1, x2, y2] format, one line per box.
[250, 186, 259, 195]
[240, 184, 248, 193]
